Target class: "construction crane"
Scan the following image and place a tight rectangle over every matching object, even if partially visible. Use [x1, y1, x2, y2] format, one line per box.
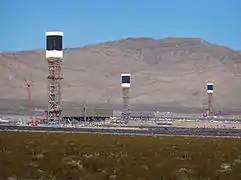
[24, 79, 35, 125]
[17, 63, 36, 126]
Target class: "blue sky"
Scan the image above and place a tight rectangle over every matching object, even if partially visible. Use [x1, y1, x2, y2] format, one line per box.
[1, 0, 241, 52]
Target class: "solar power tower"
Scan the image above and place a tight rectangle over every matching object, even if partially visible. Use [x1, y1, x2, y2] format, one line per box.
[206, 82, 214, 116]
[45, 31, 63, 123]
[121, 73, 131, 121]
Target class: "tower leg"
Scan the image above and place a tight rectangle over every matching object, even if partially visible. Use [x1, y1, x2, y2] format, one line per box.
[122, 87, 130, 122]
[207, 93, 213, 116]
[47, 59, 63, 123]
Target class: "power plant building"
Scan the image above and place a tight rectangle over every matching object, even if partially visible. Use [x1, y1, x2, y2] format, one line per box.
[62, 108, 113, 121]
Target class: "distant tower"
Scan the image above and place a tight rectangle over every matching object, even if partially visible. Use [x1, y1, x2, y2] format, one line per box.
[121, 73, 131, 121]
[206, 82, 214, 116]
[45, 31, 63, 123]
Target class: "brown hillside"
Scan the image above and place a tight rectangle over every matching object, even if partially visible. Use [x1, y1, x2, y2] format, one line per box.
[1, 37, 241, 111]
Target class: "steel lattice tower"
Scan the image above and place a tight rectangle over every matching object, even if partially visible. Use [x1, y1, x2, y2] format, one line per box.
[122, 87, 130, 119]
[121, 73, 131, 121]
[207, 93, 213, 116]
[206, 82, 214, 116]
[45, 31, 63, 122]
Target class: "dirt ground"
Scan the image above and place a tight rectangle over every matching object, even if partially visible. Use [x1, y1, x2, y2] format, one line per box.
[172, 121, 241, 129]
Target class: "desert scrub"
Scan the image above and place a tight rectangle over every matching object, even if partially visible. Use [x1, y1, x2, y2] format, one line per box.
[0, 131, 241, 180]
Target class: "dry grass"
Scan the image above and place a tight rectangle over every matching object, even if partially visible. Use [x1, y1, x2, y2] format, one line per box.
[0, 132, 241, 180]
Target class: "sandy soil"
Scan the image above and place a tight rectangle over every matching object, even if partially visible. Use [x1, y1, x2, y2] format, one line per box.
[172, 121, 241, 129]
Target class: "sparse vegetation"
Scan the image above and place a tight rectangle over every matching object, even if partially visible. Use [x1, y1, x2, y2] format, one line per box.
[1, 131, 241, 180]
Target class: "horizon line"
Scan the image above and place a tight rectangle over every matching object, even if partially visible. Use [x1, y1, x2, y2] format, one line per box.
[0, 36, 239, 53]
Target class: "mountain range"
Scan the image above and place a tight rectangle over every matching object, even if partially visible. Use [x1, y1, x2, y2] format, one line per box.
[0, 37, 241, 113]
